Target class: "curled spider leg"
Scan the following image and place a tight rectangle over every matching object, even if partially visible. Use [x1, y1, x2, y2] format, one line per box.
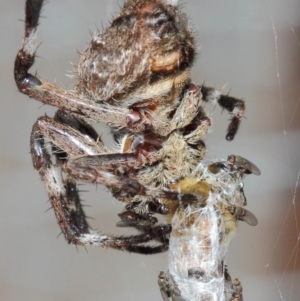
[15, 1, 129, 126]
[30, 112, 102, 244]
[30, 128, 90, 244]
[29, 111, 173, 253]
[14, 0, 162, 134]
[31, 119, 172, 252]
[201, 85, 245, 140]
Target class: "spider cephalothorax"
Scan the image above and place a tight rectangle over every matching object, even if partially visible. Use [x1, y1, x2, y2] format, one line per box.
[14, 1, 255, 300]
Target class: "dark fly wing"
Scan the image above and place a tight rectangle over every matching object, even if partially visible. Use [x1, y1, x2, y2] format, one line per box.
[244, 158, 261, 176]
[241, 209, 258, 226]
[228, 155, 261, 176]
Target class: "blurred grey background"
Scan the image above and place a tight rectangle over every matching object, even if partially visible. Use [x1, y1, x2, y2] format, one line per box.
[1, 0, 300, 300]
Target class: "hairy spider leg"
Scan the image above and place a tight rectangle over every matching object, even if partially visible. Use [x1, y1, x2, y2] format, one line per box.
[14, 0, 156, 134]
[31, 112, 174, 253]
[201, 86, 245, 141]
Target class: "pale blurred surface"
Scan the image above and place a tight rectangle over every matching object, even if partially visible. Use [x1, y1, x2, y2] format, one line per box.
[1, 0, 300, 300]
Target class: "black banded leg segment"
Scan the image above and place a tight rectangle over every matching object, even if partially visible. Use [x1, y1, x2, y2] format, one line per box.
[51, 111, 104, 236]
[113, 224, 172, 255]
[30, 112, 102, 242]
[30, 127, 89, 244]
[201, 86, 245, 141]
[14, 0, 131, 130]
[80, 223, 171, 252]
[114, 218, 171, 254]
[14, 0, 43, 91]
[127, 224, 172, 255]
[14, 1, 146, 132]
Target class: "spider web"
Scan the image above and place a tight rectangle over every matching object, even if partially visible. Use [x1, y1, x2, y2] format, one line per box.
[193, 1, 300, 300]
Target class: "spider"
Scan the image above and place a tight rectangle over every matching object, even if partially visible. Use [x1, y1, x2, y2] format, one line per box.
[14, 1, 259, 299]
[15, 0, 245, 252]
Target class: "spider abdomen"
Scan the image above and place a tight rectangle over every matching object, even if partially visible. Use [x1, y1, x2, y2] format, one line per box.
[76, 0, 195, 112]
